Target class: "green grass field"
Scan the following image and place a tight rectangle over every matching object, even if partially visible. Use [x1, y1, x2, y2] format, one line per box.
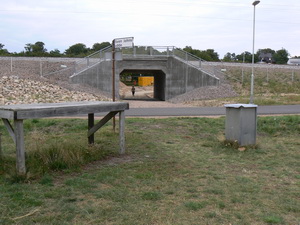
[224, 66, 300, 105]
[0, 116, 299, 224]
[188, 65, 300, 106]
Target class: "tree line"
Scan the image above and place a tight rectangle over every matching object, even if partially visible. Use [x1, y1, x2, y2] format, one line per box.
[184, 46, 293, 65]
[222, 48, 292, 64]
[0, 41, 296, 64]
[0, 42, 111, 58]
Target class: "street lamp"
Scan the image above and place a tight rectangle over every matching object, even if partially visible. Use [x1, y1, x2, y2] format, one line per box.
[250, 0, 260, 104]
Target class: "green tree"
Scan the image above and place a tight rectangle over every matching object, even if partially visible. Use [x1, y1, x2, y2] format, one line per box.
[65, 43, 88, 56]
[0, 43, 9, 55]
[32, 41, 47, 53]
[223, 52, 237, 62]
[257, 48, 276, 55]
[205, 49, 219, 61]
[273, 48, 289, 64]
[24, 41, 47, 56]
[49, 49, 62, 57]
[223, 52, 232, 62]
[236, 51, 253, 63]
[183, 46, 220, 61]
[92, 42, 111, 51]
[183, 46, 200, 56]
[24, 43, 33, 53]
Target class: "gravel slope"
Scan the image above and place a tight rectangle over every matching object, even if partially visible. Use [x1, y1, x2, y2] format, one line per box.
[0, 76, 110, 105]
[0, 58, 238, 106]
[169, 83, 238, 104]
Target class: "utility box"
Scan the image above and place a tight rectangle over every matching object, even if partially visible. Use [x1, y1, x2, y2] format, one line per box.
[225, 104, 258, 146]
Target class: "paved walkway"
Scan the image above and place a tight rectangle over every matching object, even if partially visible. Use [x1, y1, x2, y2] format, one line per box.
[97, 103, 300, 117]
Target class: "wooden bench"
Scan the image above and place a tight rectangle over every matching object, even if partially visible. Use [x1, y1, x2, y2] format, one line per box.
[0, 101, 129, 175]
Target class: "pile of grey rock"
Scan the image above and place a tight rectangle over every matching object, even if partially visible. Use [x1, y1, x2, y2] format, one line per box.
[0, 76, 109, 105]
[169, 83, 238, 104]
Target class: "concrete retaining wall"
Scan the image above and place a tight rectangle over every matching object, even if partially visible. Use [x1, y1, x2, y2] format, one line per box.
[70, 56, 219, 100]
[165, 57, 219, 100]
[70, 60, 117, 98]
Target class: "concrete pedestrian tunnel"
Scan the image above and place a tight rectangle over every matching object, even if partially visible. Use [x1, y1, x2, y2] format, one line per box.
[119, 69, 166, 101]
[70, 47, 220, 101]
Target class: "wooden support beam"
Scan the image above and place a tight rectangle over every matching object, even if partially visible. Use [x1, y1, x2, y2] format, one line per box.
[2, 118, 16, 143]
[87, 111, 118, 138]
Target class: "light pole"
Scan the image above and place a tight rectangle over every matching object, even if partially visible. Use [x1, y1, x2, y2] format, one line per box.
[250, 0, 260, 104]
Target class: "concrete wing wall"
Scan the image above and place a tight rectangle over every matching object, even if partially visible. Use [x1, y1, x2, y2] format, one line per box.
[70, 60, 118, 98]
[165, 57, 219, 100]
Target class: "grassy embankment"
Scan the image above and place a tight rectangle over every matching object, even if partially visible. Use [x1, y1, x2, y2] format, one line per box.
[0, 116, 299, 224]
[190, 65, 300, 106]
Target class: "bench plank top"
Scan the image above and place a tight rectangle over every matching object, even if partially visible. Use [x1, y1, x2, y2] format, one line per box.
[0, 101, 129, 119]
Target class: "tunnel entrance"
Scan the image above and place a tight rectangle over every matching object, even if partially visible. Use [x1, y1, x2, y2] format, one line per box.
[119, 69, 166, 101]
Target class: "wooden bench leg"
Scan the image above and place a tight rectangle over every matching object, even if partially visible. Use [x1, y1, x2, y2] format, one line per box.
[119, 110, 125, 154]
[88, 113, 94, 144]
[14, 119, 26, 175]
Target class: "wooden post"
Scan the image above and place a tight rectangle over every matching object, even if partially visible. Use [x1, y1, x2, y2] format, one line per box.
[119, 110, 125, 154]
[88, 113, 94, 144]
[112, 40, 116, 132]
[14, 120, 26, 175]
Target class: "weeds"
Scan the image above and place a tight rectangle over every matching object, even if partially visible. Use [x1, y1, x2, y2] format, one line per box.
[0, 119, 116, 179]
[184, 201, 208, 211]
[141, 191, 163, 201]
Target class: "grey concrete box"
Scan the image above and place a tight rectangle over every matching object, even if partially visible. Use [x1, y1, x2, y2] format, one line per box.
[225, 104, 258, 146]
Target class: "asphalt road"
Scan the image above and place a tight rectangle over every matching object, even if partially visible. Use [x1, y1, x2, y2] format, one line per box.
[121, 105, 300, 117]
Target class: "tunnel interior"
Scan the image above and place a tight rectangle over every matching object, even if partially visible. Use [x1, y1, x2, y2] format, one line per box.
[119, 69, 166, 101]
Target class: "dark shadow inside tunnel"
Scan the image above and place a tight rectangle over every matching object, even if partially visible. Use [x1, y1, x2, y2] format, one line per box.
[119, 69, 166, 101]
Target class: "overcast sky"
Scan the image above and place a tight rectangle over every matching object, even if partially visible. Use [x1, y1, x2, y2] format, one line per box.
[1, 0, 299, 58]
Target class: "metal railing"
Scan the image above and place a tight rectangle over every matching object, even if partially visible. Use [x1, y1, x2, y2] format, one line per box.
[173, 48, 222, 80]
[41, 45, 221, 81]
[173, 48, 202, 67]
[72, 45, 112, 75]
[122, 46, 175, 57]
[121, 46, 219, 80]
[41, 46, 112, 78]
